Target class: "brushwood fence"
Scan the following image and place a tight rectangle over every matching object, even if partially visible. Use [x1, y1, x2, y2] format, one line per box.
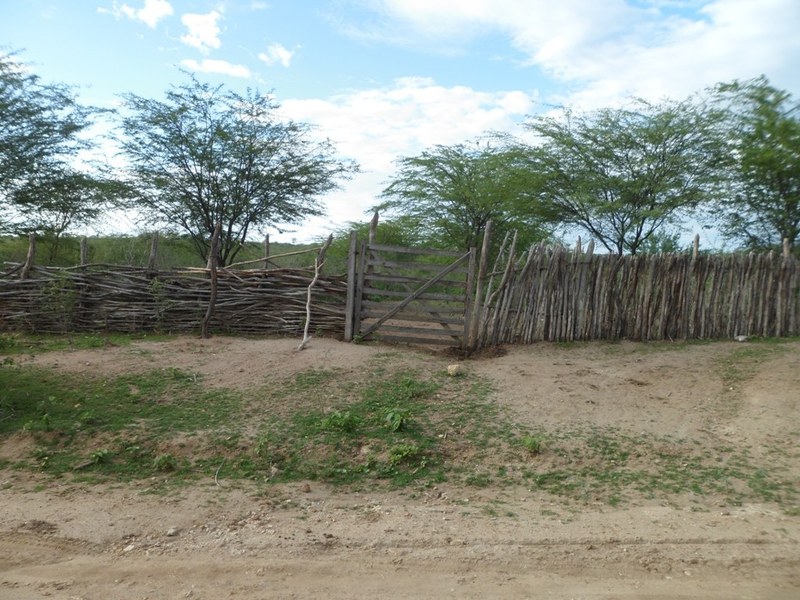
[0, 264, 347, 336]
[470, 240, 800, 348]
[0, 233, 347, 336]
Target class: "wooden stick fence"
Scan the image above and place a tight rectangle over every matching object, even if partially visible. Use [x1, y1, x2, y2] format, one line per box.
[0, 263, 348, 336]
[472, 243, 800, 348]
[2, 230, 798, 346]
[1, 230, 347, 336]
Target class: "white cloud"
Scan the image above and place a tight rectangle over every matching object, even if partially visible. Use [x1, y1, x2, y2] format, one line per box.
[258, 43, 294, 67]
[279, 78, 537, 237]
[110, 0, 174, 28]
[549, 0, 800, 108]
[355, 0, 800, 108]
[180, 59, 251, 78]
[180, 10, 223, 53]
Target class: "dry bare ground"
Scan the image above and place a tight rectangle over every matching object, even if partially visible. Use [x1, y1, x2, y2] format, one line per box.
[1, 336, 799, 599]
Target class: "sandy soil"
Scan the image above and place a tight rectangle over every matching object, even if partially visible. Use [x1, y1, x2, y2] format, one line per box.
[1, 336, 799, 599]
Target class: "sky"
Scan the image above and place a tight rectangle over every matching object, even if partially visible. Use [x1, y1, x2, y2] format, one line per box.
[2, 0, 799, 243]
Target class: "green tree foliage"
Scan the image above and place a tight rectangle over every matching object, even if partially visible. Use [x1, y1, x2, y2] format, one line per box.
[713, 77, 800, 253]
[11, 170, 127, 261]
[378, 141, 553, 251]
[322, 215, 427, 273]
[526, 98, 724, 255]
[635, 229, 685, 255]
[0, 52, 105, 235]
[117, 75, 356, 266]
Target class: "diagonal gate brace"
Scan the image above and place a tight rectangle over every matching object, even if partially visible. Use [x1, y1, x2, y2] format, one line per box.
[359, 253, 469, 339]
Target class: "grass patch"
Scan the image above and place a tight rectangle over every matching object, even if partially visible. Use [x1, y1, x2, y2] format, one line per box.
[715, 341, 792, 388]
[1, 335, 797, 511]
[0, 332, 174, 356]
[252, 371, 444, 486]
[0, 355, 522, 489]
[0, 363, 242, 480]
[520, 427, 797, 508]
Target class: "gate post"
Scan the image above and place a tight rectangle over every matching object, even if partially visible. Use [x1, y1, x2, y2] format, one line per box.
[462, 246, 476, 351]
[344, 230, 358, 342]
[468, 221, 493, 352]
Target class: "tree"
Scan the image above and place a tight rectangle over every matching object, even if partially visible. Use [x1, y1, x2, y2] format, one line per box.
[378, 140, 552, 251]
[0, 51, 100, 232]
[322, 214, 427, 274]
[526, 98, 724, 255]
[12, 168, 129, 261]
[712, 77, 800, 253]
[117, 75, 356, 266]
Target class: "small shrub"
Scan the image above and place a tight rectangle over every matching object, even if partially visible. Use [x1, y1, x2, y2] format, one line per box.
[77, 410, 100, 426]
[521, 434, 545, 456]
[318, 410, 360, 433]
[254, 437, 271, 460]
[384, 409, 410, 432]
[153, 453, 178, 472]
[388, 443, 423, 466]
[90, 448, 112, 465]
[0, 333, 20, 352]
[465, 472, 492, 487]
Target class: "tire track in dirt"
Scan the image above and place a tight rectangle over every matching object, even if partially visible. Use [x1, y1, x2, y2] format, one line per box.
[0, 529, 104, 568]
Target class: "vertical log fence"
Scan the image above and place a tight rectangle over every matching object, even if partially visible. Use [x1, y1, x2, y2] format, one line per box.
[468, 233, 799, 351]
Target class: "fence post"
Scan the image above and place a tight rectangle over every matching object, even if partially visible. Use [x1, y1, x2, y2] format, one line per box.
[468, 220, 493, 352]
[368, 211, 379, 245]
[80, 237, 89, 266]
[693, 234, 700, 260]
[783, 238, 791, 260]
[147, 231, 159, 272]
[344, 230, 358, 342]
[353, 239, 368, 340]
[366, 211, 379, 281]
[462, 246, 477, 351]
[20, 233, 36, 280]
[201, 223, 221, 339]
[264, 234, 270, 269]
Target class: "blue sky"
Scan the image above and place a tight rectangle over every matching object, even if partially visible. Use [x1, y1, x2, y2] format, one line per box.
[2, 0, 799, 243]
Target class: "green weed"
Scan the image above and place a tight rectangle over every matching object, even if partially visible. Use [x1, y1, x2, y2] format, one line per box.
[153, 453, 179, 472]
[520, 434, 545, 456]
[318, 410, 361, 433]
[89, 448, 112, 465]
[388, 443, 424, 466]
[384, 409, 410, 432]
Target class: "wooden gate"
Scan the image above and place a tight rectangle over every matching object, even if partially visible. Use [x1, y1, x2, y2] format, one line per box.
[345, 239, 476, 348]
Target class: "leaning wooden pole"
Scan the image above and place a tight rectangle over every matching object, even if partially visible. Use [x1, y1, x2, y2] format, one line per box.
[201, 223, 221, 339]
[20, 233, 36, 280]
[298, 234, 334, 350]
